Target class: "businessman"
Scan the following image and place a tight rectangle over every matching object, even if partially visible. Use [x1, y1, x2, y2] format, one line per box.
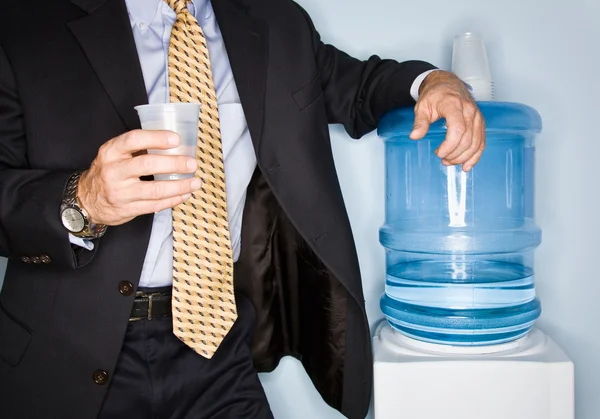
[0, 0, 485, 418]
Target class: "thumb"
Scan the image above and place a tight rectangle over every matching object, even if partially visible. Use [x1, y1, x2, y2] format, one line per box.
[410, 108, 432, 140]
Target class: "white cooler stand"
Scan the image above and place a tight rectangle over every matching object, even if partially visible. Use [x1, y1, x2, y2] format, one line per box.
[372, 322, 574, 419]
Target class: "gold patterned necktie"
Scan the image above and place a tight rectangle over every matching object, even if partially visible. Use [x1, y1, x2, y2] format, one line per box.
[165, 0, 237, 359]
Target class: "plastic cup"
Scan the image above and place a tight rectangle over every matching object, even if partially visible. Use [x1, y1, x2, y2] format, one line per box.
[462, 78, 495, 101]
[134, 103, 200, 181]
[451, 32, 494, 101]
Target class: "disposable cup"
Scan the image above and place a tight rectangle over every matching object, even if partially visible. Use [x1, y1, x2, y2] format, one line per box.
[135, 103, 200, 181]
[451, 32, 495, 101]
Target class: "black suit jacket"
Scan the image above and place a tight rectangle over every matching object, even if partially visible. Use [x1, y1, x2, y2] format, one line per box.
[0, 0, 435, 417]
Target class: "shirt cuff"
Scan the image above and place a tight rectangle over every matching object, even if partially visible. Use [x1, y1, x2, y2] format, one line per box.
[410, 69, 439, 101]
[69, 234, 95, 251]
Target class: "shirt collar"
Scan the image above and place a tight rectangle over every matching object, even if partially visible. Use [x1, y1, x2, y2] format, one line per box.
[187, 0, 212, 21]
[125, 0, 212, 28]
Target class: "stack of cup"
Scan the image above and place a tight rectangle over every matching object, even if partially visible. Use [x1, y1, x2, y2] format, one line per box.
[451, 32, 495, 101]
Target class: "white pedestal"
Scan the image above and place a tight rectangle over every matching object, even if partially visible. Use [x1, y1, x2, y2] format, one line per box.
[373, 323, 574, 419]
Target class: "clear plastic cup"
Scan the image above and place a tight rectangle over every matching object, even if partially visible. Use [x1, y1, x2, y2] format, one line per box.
[451, 32, 494, 101]
[134, 103, 200, 181]
[465, 78, 495, 101]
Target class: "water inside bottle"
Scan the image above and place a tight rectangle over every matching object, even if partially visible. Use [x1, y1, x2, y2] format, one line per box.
[385, 260, 535, 309]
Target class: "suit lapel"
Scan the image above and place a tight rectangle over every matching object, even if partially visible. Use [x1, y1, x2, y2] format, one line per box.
[212, 0, 269, 150]
[68, 0, 148, 131]
[68, 0, 267, 144]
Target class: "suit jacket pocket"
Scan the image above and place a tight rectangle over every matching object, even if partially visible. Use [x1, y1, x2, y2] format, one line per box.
[292, 73, 323, 110]
[0, 304, 31, 366]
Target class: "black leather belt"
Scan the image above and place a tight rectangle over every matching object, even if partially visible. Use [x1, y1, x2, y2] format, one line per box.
[129, 289, 172, 322]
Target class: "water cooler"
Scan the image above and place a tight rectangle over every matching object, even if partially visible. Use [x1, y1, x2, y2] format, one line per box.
[372, 102, 574, 419]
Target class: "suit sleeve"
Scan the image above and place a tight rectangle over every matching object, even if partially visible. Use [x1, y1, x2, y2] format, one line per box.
[294, 3, 437, 139]
[0, 44, 96, 270]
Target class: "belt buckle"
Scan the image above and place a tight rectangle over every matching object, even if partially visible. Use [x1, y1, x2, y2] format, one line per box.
[129, 291, 164, 322]
[146, 292, 163, 321]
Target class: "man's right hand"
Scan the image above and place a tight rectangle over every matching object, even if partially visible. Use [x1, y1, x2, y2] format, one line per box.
[78, 130, 201, 226]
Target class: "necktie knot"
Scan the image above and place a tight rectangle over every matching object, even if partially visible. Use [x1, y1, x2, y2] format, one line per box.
[164, 0, 191, 14]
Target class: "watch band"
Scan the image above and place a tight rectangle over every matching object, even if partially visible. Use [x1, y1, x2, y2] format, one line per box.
[61, 171, 107, 239]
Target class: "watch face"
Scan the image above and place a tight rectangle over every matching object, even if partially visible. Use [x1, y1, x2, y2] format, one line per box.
[62, 207, 85, 233]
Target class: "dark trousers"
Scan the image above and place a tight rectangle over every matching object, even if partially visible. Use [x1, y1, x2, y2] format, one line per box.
[98, 293, 273, 419]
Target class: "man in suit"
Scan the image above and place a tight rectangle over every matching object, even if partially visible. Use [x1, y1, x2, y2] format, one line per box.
[0, 0, 484, 418]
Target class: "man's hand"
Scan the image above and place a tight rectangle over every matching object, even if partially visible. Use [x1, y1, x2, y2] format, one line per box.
[410, 70, 486, 172]
[78, 130, 201, 226]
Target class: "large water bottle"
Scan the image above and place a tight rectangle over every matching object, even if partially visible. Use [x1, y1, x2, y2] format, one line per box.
[378, 102, 542, 346]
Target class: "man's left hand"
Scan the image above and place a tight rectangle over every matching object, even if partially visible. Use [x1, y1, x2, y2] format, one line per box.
[410, 70, 486, 172]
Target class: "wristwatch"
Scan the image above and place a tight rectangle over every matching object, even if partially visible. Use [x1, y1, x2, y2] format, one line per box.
[60, 171, 107, 239]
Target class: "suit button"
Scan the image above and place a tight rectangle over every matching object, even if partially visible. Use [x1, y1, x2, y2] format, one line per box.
[20, 256, 31, 264]
[118, 281, 134, 296]
[31, 256, 42, 264]
[40, 255, 52, 264]
[92, 370, 109, 385]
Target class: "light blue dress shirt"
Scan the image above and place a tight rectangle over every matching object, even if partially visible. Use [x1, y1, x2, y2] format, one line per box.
[71, 0, 430, 288]
[125, 0, 255, 287]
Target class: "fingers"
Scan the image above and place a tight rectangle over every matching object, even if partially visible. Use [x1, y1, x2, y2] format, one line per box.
[103, 174, 200, 204]
[462, 143, 485, 172]
[414, 71, 487, 170]
[453, 111, 484, 171]
[435, 104, 466, 160]
[437, 102, 486, 170]
[442, 106, 476, 163]
[462, 115, 486, 171]
[111, 130, 180, 158]
[81, 129, 202, 226]
[130, 194, 195, 218]
[410, 104, 433, 140]
[125, 153, 197, 178]
[128, 177, 202, 202]
[450, 112, 484, 169]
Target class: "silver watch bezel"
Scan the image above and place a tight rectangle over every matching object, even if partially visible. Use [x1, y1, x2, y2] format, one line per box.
[61, 206, 86, 234]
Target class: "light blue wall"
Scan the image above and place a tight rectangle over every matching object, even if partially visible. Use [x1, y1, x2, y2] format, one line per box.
[2, 0, 599, 418]
[268, 0, 599, 418]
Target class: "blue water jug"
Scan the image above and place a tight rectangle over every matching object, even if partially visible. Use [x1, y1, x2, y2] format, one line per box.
[378, 102, 542, 346]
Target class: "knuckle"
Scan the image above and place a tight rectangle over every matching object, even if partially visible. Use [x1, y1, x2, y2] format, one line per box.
[451, 124, 466, 136]
[173, 156, 183, 171]
[99, 165, 113, 184]
[451, 155, 467, 164]
[125, 130, 143, 151]
[98, 143, 111, 162]
[152, 182, 165, 200]
[448, 96, 463, 108]
[176, 179, 188, 195]
[105, 187, 120, 205]
[152, 200, 167, 213]
[461, 132, 474, 143]
[139, 154, 154, 173]
[465, 101, 477, 113]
